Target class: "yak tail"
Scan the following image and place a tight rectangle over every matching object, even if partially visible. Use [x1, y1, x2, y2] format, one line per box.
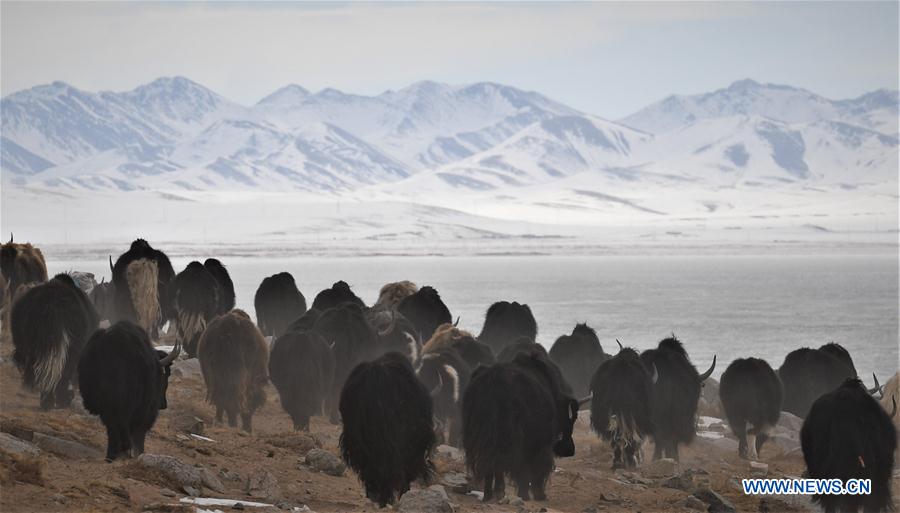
[126, 259, 160, 335]
[177, 311, 207, 357]
[33, 331, 70, 394]
[462, 371, 514, 484]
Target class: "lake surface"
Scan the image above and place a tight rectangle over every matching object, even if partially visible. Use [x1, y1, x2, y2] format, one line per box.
[47, 254, 899, 381]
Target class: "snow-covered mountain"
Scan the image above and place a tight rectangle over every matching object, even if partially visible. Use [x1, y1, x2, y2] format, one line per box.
[1, 77, 897, 198]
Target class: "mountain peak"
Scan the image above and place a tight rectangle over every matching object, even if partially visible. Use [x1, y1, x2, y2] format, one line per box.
[257, 84, 310, 105]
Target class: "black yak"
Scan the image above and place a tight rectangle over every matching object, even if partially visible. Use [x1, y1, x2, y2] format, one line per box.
[423, 323, 495, 369]
[110, 239, 175, 339]
[340, 352, 436, 506]
[88, 278, 116, 326]
[203, 258, 235, 316]
[719, 357, 783, 460]
[269, 330, 335, 431]
[397, 286, 452, 341]
[0, 235, 48, 301]
[416, 349, 470, 446]
[640, 337, 715, 461]
[254, 272, 307, 338]
[549, 323, 609, 397]
[197, 309, 269, 432]
[367, 308, 421, 362]
[463, 351, 578, 502]
[801, 379, 897, 513]
[11, 274, 99, 409]
[496, 337, 547, 363]
[314, 303, 378, 422]
[375, 280, 418, 309]
[172, 261, 219, 358]
[590, 346, 656, 469]
[778, 343, 858, 417]
[477, 301, 537, 354]
[312, 280, 365, 311]
[78, 322, 180, 461]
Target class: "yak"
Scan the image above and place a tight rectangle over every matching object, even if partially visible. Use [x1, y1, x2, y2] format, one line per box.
[463, 351, 578, 502]
[549, 323, 609, 397]
[11, 274, 99, 409]
[496, 337, 547, 363]
[203, 258, 235, 316]
[416, 349, 471, 446]
[423, 323, 495, 369]
[367, 308, 421, 362]
[110, 239, 175, 339]
[719, 357, 783, 460]
[477, 301, 537, 354]
[1, 235, 48, 302]
[197, 310, 269, 432]
[397, 286, 452, 341]
[640, 337, 715, 461]
[254, 272, 307, 338]
[590, 346, 657, 469]
[801, 379, 897, 513]
[172, 261, 220, 358]
[269, 330, 335, 431]
[89, 278, 116, 326]
[375, 280, 418, 309]
[311, 280, 365, 311]
[78, 321, 180, 461]
[778, 343, 858, 417]
[340, 352, 436, 507]
[314, 303, 378, 422]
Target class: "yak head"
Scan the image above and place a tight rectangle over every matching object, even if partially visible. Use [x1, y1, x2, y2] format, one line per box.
[155, 341, 181, 409]
[553, 398, 579, 457]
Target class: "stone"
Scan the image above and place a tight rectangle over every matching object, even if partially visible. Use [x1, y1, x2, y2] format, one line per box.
[661, 470, 694, 491]
[749, 461, 768, 478]
[0, 432, 40, 457]
[303, 449, 345, 477]
[708, 436, 740, 453]
[219, 469, 242, 482]
[137, 454, 225, 493]
[395, 486, 453, 513]
[440, 471, 470, 493]
[692, 488, 736, 513]
[170, 415, 205, 435]
[171, 359, 202, 380]
[776, 412, 804, 433]
[245, 470, 282, 502]
[32, 432, 103, 460]
[142, 503, 193, 513]
[643, 458, 679, 478]
[159, 488, 177, 498]
[508, 496, 525, 507]
[769, 434, 800, 453]
[676, 495, 708, 511]
[182, 485, 200, 497]
[435, 444, 463, 461]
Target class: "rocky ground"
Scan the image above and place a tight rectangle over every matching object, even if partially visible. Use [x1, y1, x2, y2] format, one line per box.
[1, 344, 898, 513]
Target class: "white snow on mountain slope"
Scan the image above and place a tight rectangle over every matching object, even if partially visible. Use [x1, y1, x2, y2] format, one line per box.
[620, 79, 899, 136]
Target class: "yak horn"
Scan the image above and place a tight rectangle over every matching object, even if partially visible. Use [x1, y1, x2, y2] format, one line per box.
[651, 363, 659, 384]
[7, 233, 12, 244]
[328, 340, 336, 349]
[109, 255, 114, 273]
[378, 310, 396, 337]
[890, 396, 897, 418]
[868, 373, 884, 398]
[430, 373, 444, 397]
[616, 339, 623, 352]
[100, 276, 106, 284]
[577, 393, 593, 407]
[159, 339, 181, 366]
[453, 316, 460, 327]
[699, 355, 717, 382]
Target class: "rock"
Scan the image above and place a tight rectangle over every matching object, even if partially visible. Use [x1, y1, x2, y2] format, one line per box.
[303, 449, 345, 477]
[776, 412, 804, 433]
[0, 432, 40, 457]
[643, 457, 679, 478]
[749, 461, 768, 478]
[769, 434, 800, 453]
[142, 503, 193, 513]
[440, 471, 470, 494]
[137, 454, 225, 493]
[170, 415, 205, 435]
[245, 470, 282, 502]
[32, 432, 102, 460]
[171, 359, 202, 380]
[708, 436, 739, 453]
[698, 378, 723, 418]
[395, 486, 453, 513]
[50, 493, 67, 504]
[507, 496, 525, 507]
[159, 488, 177, 497]
[182, 485, 200, 497]
[661, 470, 694, 491]
[676, 495, 708, 511]
[692, 488, 736, 513]
[435, 444, 463, 462]
[218, 469, 242, 482]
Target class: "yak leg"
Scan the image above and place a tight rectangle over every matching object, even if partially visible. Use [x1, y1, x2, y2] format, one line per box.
[493, 470, 506, 502]
[514, 468, 531, 501]
[755, 432, 768, 457]
[666, 440, 680, 461]
[54, 381, 74, 409]
[130, 427, 147, 456]
[652, 436, 664, 460]
[482, 472, 494, 502]
[241, 412, 253, 434]
[104, 423, 120, 462]
[530, 451, 553, 501]
[226, 408, 238, 428]
[736, 421, 749, 459]
[746, 432, 759, 460]
[448, 417, 462, 448]
[612, 441, 624, 470]
[216, 405, 224, 424]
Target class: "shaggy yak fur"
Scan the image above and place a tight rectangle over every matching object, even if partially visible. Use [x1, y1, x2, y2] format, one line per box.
[203, 258, 235, 316]
[549, 323, 609, 397]
[590, 347, 656, 470]
[416, 348, 471, 446]
[367, 308, 421, 362]
[374, 280, 418, 309]
[269, 330, 335, 430]
[477, 301, 538, 354]
[397, 286, 452, 342]
[197, 309, 269, 432]
[172, 261, 220, 358]
[462, 351, 578, 502]
[254, 272, 307, 338]
[12, 274, 99, 409]
[801, 379, 896, 513]
[78, 321, 179, 461]
[778, 343, 858, 417]
[496, 337, 547, 363]
[639, 337, 715, 461]
[423, 323, 495, 369]
[719, 357, 783, 460]
[1, 238, 48, 345]
[339, 352, 436, 507]
[311, 280, 365, 311]
[110, 239, 175, 339]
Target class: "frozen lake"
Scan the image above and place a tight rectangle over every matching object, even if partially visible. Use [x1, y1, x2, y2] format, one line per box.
[47, 254, 899, 382]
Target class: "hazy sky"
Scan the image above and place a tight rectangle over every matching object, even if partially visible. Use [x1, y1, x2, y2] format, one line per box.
[2, 2, 897, 118]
